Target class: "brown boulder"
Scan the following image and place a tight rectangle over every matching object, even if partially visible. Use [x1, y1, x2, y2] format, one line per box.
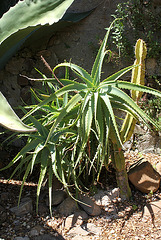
[128, 159, 160, 193]
[156, 162, 161, 176]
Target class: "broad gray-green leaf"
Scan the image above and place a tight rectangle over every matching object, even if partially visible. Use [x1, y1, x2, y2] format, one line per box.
[0, 92, 37, 132]
[0, 0, 74, 69]
[0, 0, 74, 43]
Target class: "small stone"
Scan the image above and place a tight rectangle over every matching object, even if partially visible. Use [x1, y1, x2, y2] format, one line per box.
[46, 190, 67, 206]
[33, 234, 59, 240]
[128, 160, 160, 193]
[57, 197, 79, 216]
[29, 225, 44, 237]
[13, 237, 30, 240]
[0, 192, 9, 201]
[68, 225, 89, 237]
[38, 204, 48, 215]
[143, 200, 161, 218]
[65, 210, 88, 230]
[78, 193, 101, 216]
[83, 223, 102, 235]
[0, 205, 7, 225]
[110, 188, 120, 199]
[10, 197, 33, 216]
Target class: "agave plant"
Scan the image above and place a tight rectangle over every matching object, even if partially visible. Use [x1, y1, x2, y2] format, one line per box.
[41, 19, 161, 199]
[0, 91, 36, 132]
[0, 0, 75, 69]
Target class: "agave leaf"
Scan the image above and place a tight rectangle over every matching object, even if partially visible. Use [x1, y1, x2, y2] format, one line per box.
[0, 0, 75, 43]
[49, 144, 61, 182]
[23, 8, 96, 49]
[0, 0, 74, 69]
[0, 92, 37, 132]
[80, 95, 94, 145]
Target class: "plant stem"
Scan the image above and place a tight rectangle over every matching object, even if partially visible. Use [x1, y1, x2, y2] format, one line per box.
[115, 167, 131, 200]
[111, 142, 132, 200]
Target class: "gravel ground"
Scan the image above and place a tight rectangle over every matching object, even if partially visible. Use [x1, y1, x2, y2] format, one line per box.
[0, 151, 161, 240]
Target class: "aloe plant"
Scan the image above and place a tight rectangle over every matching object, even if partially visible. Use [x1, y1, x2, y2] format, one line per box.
[44, 20, 161, 199]
[1, 19, 161, 207]
[0, 83, 77, 216]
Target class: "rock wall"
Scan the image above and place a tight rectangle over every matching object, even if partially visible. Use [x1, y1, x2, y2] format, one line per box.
[0, 0, 161, 106]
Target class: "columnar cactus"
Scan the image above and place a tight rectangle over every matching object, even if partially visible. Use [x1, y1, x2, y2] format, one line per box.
[120, 39, 147, 142]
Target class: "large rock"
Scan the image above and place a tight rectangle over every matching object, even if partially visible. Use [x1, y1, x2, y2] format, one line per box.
[46, 190, 67, 206]
[10, 197, 33, 216]
[33, 234, 62, 240]
[128, 160, 160, 193]
[78, 193, 101, 216]
[156, 162, 161, 176]
[134, 126, 161, 154]
[57, 197, 79, 216]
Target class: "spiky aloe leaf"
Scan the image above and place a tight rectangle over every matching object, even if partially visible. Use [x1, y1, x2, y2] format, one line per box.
[0, 0, 74, 69]
[53, 62, 94, 87]
[46, 93, 82, 144]
[18, 161, 32, 206]
[116, 81, 161, 98]
[109, 86, 161, 131]
[36, 147, 49, 213]
[91, 18, 118, 85]
[48, 163, 53, 217]
[0, 92, 37, 132]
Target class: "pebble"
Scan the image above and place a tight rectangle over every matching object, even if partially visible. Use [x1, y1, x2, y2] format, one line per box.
[13, 237, 30, 240]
